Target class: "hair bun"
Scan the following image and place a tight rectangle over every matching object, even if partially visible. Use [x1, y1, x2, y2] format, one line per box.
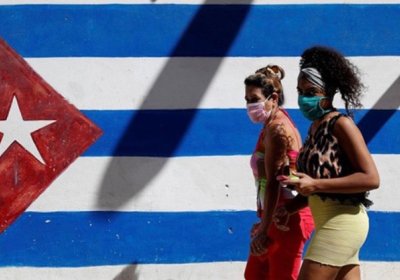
[267, 64, 285, 80]
[255, 64, 285, 80]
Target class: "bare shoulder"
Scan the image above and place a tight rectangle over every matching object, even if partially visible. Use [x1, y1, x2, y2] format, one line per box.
[333, 114, 363, 142]
[267, 119, 286, 137]
[334, 114, 357, 131]
[265, 119, 291, 147]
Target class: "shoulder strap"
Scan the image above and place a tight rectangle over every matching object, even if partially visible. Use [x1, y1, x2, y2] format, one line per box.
[280, 108, 297, 128]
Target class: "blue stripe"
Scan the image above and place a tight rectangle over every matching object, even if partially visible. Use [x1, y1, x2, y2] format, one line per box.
[0, 4, 399, 57]
[83, 109, 400, 156]
[0, 210, 397, 266]
[364, 211, 400, 261]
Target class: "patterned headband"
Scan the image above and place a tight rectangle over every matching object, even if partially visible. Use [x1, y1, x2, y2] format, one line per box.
[301, 67, 325, 90]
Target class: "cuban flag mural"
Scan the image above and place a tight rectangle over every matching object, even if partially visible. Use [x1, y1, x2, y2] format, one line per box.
[0, 0, 399, 279]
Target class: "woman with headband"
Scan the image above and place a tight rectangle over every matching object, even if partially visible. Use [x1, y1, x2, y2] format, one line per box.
[281, 46, 380, 280]
[243, 65, 314, 280]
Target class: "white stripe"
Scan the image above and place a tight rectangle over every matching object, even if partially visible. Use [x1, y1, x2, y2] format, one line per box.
[27, 155, 256, 212]
[1, 261, 399, 280]
[2, 1, 400, 5]
[0, 263, 247, 280]
[361, 262, 400, 279]
[369, 155, 399, 212]
[2, 263, 245, 280]
[27, 57, 400, 110]
[26, 155, 398, 212]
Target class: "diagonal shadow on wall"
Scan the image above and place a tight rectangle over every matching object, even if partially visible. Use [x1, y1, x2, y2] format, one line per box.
[113, 264, 139, 280]
[357, 76, 400, 144]
[96, 2, 253, 210]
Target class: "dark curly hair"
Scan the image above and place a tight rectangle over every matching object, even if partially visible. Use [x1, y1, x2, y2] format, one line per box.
[244, 64, 285, 106]
[299, 45, 364, 115]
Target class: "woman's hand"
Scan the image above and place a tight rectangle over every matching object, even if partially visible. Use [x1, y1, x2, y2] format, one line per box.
[250, 229, 272, 256]
[280, 172, 317, 196]
[273, 206, 290, 231]
[250, 222, 261, 238]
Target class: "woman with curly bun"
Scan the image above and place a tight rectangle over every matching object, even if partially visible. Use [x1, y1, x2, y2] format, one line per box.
[243, 64, 314, 280]
[282, 46, 380, 280]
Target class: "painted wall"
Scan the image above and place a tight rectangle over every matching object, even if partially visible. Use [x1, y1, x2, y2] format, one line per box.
[0, 0, 399, 279]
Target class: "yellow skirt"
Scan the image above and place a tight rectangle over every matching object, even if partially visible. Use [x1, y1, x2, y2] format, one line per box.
[304, 195, 369, 266]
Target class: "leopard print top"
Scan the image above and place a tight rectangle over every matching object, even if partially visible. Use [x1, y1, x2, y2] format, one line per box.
[297, 113, 372, 207]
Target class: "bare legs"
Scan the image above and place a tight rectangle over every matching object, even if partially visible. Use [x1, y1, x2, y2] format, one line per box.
[298, 260, 361, 280]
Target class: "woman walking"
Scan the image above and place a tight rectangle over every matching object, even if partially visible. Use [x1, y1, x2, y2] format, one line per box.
[283, 46, 380, 280]
[243, 64, 314, 280]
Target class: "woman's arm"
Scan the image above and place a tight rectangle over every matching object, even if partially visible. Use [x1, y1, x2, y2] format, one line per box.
[316, 116, 379, 192]
[250, 122, 289, 255]
[261, 122, 289, 229]
[285, 116, 379, 195]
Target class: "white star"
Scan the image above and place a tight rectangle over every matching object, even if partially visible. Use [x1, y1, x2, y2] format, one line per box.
[0, 96, 56, 164]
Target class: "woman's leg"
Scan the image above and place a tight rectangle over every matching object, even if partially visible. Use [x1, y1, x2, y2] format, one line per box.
[335, 265, 361, 280]
[298, 260, 340, 280]
[268, 212, 309, 280]
[244, 253, 269, 280]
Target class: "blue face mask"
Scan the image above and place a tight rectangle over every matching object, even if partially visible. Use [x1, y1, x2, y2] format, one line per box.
[298, 95, 332, 121]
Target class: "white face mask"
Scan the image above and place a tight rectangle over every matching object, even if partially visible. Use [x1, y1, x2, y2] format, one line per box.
[246, 100, 272, 123]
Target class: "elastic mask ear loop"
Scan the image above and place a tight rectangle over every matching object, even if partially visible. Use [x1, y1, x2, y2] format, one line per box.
[319, 97, 333, 114]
